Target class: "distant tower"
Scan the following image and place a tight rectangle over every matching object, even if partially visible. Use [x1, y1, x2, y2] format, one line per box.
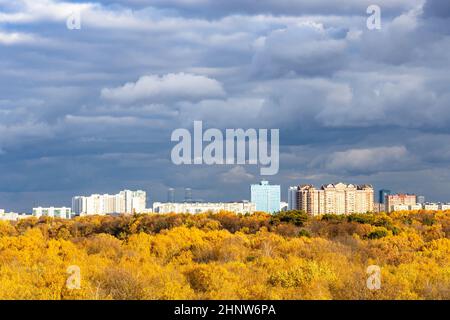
[184, 188, 192, 202]
[288, 186, 298, 210]
[379, 189, 391, 204]
[167, 188, 175, 203]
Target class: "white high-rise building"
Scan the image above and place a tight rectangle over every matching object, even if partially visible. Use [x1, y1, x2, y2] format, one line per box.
[120, 190, 133, 213]
[114, 193, 125, 213]
[72, 190, 147, 216]
[131, 190, 147, 213]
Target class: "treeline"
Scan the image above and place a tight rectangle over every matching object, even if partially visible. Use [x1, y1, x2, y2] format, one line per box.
[5, 210, 449, 240]
[0, 210, 449, 299]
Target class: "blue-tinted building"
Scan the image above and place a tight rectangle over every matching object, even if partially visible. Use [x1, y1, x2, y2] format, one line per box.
[251, 180, 281, 213]
[379, 189, 391, 204]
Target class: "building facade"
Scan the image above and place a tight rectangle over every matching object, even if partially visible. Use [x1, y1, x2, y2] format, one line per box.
[294, 183, 374, 215]
[288, 186, 298, 210]
[373, 203, 384, 213]
[0, 210, 30, 221]
[152, 201, 256, 214]
[423, 203, 439, 211]
[250, 180, 281, 213]
[385, 194, 417, 212]
[72, 190, 147, 216]
[378, 189, 391, 204]
[32, 207, 72, 219]
[409, 204, 423, 210]
[383, 202, 450, 212]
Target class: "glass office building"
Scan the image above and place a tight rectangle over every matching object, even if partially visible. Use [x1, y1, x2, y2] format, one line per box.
[379, 189, 391, 204]
[251, 180, 281, 214]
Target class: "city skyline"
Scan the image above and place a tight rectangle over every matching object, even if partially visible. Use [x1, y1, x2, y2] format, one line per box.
[0, 180, 444, 215]
[2, 0, 450, 212]
[0, 178, 442, 213]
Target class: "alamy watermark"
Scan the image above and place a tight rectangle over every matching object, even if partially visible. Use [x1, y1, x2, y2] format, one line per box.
[366, 265, 381, 290]
[367, 5, 381, 30]
[66, 265, 81, 289]
[66, 11, 81, 30]
[171, 121, 279, 175]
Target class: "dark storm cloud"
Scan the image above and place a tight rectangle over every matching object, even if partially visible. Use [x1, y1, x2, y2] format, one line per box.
[88, 0, 422, 17]
[2, 0, 450, 211]
[423, 0, 450, 18]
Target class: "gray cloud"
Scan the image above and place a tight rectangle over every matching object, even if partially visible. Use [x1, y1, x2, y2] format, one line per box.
[251, 22, 349, 78]
[220, 166, 255, 184]
[324, 146, 410, 174]
[423, 0, 450, 18]
[95, 0, 423, 17]
[2, 0, 450, 212]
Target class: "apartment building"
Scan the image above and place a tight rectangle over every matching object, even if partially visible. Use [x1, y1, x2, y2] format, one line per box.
[292, 183, 374, 215]
[32, 207, 72, 219]
[0, 209, 30, 221]
[385, 194, 417, 213]
[72, 190, 147, 216]
[423, 203, 439, 211]
[152, 201, 256, 214]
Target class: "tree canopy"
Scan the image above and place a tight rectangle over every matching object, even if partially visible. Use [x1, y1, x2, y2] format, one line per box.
[0, 209, 449, 299]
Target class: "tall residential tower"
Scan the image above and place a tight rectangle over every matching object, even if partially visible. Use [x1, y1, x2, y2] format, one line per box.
[292, 183, 374, 215]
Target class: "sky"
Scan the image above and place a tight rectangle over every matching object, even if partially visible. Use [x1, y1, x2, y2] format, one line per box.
[1, 0, 450, 212]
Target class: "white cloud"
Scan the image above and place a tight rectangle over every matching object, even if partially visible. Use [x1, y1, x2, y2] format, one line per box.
[0, 0, 93, 24]
[325, 146, 409, 173]
[101, 73, 225, 103]
[0, 31, 36, 44]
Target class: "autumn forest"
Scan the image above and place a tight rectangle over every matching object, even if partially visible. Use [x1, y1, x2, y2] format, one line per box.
[0, 210, 449, 300]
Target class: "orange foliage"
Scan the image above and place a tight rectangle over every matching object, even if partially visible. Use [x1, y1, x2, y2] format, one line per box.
[0, 210, 449, 299]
